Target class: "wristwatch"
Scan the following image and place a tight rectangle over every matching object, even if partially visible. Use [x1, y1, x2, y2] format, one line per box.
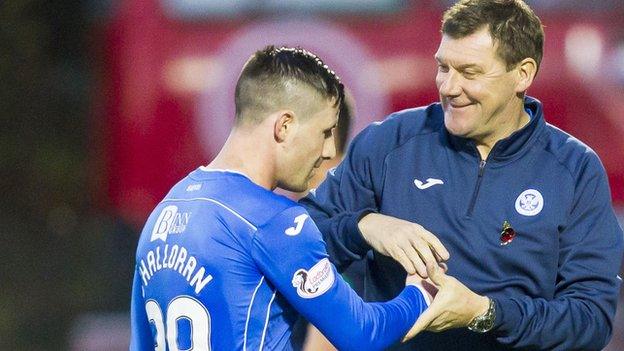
[467, 297, 496, 333]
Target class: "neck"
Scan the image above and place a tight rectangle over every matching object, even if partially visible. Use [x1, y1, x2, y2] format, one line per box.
[205, 127, 276, 190]
[476, 100, 530, 160]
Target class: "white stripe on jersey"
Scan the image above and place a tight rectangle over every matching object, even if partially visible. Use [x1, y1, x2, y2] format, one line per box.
[244, 276, 265, 351]
[162, 197, 258, 231]
[259, 291, 277, 351]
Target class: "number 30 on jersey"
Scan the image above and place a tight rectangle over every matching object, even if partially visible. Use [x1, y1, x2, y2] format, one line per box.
[145, 296, 212, 350]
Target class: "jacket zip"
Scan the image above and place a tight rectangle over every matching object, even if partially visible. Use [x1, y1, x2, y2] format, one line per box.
[467, 159, 487, 217]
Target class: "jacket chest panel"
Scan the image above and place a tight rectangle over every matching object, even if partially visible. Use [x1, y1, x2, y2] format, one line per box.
[380, 151, 568, 297]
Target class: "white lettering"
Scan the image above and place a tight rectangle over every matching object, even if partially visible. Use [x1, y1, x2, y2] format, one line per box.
[138, 245, 213, 294]
[183, 256, 197, 281]
[151, 205, 178, 242]
[161, 244, 169, 268]
[155, 246, 162, 270]
[167, 245, 179, 268]
[139, 259, 150, 285]
[175, 247, 188, 273]
[147, 251, 156, 275]
[190, 267, 214, 294]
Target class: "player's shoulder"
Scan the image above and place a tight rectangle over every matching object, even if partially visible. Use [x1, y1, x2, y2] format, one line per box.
[352, 103, 444, 151]
[253, 203, 323, 259]
[259, 203, 311, 232]
[177, 168, 297, 228]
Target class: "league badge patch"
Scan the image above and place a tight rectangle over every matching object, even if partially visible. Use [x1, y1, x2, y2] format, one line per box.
[291, 258, 335, 299]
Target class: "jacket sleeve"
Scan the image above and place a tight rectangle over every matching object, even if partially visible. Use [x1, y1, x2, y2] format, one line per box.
[493, 154, 623, 350]
[299, 125, 382, 271]
[251, 206, 429, 351]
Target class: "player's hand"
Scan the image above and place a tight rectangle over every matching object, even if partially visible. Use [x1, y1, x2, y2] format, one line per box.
[358, 213, 449, 277]
[402, 262, 489, 341]
[404, 262, 446, 308]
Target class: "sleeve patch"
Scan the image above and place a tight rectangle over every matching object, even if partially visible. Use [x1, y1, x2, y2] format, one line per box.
[285, 213, 309, 236]
[291, 258, 335, 299]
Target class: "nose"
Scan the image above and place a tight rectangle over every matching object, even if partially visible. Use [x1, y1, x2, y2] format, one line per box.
[437, 70, 462, 98]
[321, 135, 337, 160]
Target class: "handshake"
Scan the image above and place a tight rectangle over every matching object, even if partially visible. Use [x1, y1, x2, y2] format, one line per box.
[404, 261, 491, 341]
[358, 213, 491, 342]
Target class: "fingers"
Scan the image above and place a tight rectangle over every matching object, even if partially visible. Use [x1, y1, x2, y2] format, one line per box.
[413, 240, 438, 276]
[359, 214, 449, 278]
[405, 247, 428, 278]
[392, 247, 417, 275]
[417, 226, 450, 261]
[438, 262, 448, 273]
[426, 261, 446, 287]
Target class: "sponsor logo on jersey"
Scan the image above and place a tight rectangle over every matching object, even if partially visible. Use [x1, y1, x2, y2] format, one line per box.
[414, 178, 444, 190]
[291, 258, 335, 299]
[150, 205, 191, 242]
[515, 189, 544, 216]
[186, 183, 202, 192]
[285, 214, 309, 236]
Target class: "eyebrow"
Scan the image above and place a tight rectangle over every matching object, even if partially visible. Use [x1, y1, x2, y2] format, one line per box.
[434, 56, 482, 70]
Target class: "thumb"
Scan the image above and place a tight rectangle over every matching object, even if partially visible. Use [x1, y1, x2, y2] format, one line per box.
[403, 306, 435, 342]
[426, 261, 446, 287]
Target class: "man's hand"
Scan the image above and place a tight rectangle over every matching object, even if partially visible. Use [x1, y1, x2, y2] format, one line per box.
[358, 213, 449, 277]
[405, 263, 446, 306]
[403, 262, 490, 341]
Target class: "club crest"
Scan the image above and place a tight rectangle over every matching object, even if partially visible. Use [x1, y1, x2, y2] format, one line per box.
[515, 189, 544, 216]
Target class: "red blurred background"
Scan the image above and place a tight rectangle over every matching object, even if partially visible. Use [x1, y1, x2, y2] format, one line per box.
[96, 0, 624, 230]
[4, 0, 620, 349]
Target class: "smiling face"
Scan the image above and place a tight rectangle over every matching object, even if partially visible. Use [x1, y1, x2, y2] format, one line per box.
[435, 26, 525, 146]
[277, 97, 339, 193]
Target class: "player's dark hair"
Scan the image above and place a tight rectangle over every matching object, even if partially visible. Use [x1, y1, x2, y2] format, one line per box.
[335, 92, 353, 155]
[235, 45, 344, 125]
[442, 0, 544, 71]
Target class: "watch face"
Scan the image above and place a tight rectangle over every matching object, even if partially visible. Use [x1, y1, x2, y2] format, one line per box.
[468, 298, 495, 333]
[469, 317, 492, 333]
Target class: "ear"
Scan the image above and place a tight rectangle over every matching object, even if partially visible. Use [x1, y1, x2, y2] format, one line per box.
[514, 58, 538, 94]
[273, 110, 296, 143]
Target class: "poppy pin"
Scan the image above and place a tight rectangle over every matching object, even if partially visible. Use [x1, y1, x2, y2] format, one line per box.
[500, 220, 516, 246]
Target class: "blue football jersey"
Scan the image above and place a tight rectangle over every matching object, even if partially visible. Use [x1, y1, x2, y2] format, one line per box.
[130, 168, 428, 350]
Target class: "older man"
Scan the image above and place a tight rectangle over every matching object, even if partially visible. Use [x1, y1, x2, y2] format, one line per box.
[301, 1, 623, 350]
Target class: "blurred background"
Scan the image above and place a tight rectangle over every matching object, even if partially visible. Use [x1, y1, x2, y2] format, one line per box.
[1, 0, 623, 349]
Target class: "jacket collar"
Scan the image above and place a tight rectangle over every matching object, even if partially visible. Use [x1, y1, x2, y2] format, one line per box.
[445, 96, 545, 162]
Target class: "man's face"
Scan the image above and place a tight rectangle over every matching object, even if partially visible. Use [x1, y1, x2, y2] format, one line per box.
[278, 98, 338, 193]
[435, 27, 520, 143]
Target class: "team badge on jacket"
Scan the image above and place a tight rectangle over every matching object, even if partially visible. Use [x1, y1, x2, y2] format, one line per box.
[291, 258, 335, 299]
[515, 189, 544, 216]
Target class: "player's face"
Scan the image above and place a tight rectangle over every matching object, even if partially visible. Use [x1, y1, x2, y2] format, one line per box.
[280, 98, 338, 193]
[435, 27, 520, 145]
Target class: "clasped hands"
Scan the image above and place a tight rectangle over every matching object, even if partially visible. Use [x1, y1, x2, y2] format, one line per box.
[358, 213, 490, 341]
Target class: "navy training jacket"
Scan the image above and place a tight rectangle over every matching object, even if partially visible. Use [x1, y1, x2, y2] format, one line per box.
[301, 96, 623, 350]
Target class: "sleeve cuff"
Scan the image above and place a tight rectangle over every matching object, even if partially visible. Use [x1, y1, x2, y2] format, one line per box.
[491, 296, 522, 335]
[344, 209, 374, 255]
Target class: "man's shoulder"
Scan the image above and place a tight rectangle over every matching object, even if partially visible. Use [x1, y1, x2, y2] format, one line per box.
[541, 123, 605, 177]
[352, 103, 444, 152]
[372, 103, 443, 135]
